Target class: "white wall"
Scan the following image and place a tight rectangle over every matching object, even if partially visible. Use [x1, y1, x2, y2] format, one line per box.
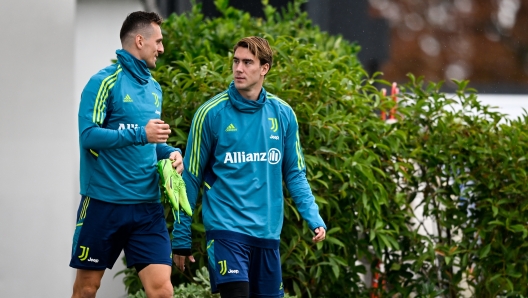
[0, 0, 145, 297]
[446, 94, 528, 121]
[475, 94, 528, 120]
[75, 1, 144, 297]
[75, 0, 143, 99]
[0, 0, 76, 297]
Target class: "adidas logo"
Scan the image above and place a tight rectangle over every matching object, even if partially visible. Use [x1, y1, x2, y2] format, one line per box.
[123, 94, 133, 102]
[225, 124, 237, 132]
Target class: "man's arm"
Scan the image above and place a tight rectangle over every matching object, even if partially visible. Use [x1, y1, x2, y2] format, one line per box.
[156, 143, 180, 160]
[155, 86, 183, 172]
[80, 118, 171, 150]
[282, 108, 327, 241]
[171, 108, 213, 270]
[78, 77, 170, 150]
[156, 144, 183, 173]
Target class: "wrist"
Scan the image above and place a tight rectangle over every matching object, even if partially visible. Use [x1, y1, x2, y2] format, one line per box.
[172, 248, 192, 256]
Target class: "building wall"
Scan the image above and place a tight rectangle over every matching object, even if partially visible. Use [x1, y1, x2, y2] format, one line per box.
[0, 0, 76, 297]
[0, 0, 143, 297]
[75, 1, 144, 296]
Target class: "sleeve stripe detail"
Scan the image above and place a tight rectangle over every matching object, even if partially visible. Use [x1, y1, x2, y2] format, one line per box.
[189, 92, 229, 176]
[269, 96, 305, 170]
[95, 79, 118, 124]
[296, 132, 305, 170]
[268, 95, 298, 123]
[267, 94, 291, 108]
[92, 65, 122, 124]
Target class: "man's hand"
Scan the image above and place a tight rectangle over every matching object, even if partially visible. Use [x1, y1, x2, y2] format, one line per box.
[169, 151, 184, 174]
[145, 119, 171, 143]
[312, 227, 326, 243]
[173, 254, 195, 272]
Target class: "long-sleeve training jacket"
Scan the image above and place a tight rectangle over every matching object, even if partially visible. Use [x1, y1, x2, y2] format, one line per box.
[172, 82, 326, 253]
[78, 49, 178, 204]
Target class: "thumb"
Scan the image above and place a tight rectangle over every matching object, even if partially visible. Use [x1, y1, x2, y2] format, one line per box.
[189, 255, 196, 263]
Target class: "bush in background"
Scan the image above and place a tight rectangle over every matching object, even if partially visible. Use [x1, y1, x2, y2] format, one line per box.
[117, 0, 528, 297]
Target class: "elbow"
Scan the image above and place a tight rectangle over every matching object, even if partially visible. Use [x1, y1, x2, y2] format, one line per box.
[79, 128, 97, 149]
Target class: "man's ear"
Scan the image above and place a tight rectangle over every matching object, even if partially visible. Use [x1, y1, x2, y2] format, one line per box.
[135, 34, 144, 49]
[261, 63, 270, 76]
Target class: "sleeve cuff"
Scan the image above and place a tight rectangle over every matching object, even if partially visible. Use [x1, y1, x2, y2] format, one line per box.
[140, 127, 148, 145]
[172, 248, 192, 256]
[311, 223, 327, 231]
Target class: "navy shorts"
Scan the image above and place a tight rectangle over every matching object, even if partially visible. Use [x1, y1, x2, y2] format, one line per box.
[69, 196, 172, 270]
[207, 230, 284, 298]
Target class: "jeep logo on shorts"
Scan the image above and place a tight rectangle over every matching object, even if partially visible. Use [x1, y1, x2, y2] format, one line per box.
[228, 269, 240, 274]
[88, 257, 99, 263]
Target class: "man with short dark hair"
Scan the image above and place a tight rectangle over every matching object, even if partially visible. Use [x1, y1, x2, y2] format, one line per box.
[70, 11, 180, 298]
[172, 36, 327, 298]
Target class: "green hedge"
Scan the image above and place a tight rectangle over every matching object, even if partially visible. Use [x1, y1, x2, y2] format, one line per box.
[117, 0, 528, 297]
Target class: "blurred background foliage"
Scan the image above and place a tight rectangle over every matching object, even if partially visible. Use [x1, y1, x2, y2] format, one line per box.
[118, 0, 528, 297]
[151, 0, 528, 94]
[368, 0, 528, 92]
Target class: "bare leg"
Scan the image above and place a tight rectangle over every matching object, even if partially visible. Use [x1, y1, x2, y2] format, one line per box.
[71, 269, 105, 298]
[138, 264, 173, 298]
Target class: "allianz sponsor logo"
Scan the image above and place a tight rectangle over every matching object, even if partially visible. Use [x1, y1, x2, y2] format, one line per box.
[87, 257, 99, 263]
[228, 269, 239, 274]
[223, 148, 281, 165]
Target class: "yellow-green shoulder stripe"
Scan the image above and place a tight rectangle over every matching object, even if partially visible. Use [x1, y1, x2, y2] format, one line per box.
[268, 94, 297, 121]
[267, 93, 291, 108]
[268, 94, 305, 170]
[95, 78, 119, 124]
[189, 91, 229, 176]
[92, 65, 122, 124]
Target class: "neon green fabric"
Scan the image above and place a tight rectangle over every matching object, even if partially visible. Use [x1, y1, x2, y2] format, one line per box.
[157, 159, 192, 222]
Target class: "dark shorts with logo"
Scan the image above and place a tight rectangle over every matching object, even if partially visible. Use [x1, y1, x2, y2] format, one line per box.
[69, 196, 171, 270]
[206, 230, 284, 298]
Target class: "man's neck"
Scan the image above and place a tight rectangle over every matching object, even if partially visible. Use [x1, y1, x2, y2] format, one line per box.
[238, 82, 264, 101]
[238, 89, 260, 101]
[122, 47, 142, 62]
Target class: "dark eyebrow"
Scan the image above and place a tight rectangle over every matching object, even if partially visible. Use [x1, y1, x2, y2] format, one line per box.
[233, 56, 254, 63]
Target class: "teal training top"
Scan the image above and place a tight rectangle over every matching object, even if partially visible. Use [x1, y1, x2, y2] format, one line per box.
[78, 49, 179, 204]
[172, 82, 326, 252]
